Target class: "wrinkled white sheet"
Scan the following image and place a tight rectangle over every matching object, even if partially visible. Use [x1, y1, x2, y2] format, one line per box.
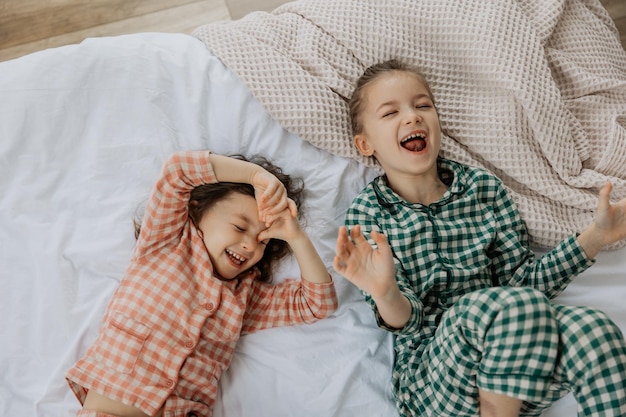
[0, 33, 623, 417]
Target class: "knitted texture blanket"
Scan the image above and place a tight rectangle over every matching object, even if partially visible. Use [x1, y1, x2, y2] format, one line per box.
[193, 0, 626, 248]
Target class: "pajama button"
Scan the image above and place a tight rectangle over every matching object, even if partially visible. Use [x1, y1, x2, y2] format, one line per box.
[203, 302, 215, 312]
[185, 340, 195, 349]
[165, 379, 174, 388]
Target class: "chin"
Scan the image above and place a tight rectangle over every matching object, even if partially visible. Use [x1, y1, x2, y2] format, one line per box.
[213, 267, 235, 280]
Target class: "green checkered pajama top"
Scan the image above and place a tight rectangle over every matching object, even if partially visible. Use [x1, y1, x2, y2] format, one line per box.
[345, 158, 600, 416]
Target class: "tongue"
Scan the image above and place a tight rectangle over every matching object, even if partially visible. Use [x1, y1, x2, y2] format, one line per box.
[403, 138, 426, 152]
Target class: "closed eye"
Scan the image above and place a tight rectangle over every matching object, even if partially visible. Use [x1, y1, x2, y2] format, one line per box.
[234, 224, 245, 232]
[382, 110, 397, 118]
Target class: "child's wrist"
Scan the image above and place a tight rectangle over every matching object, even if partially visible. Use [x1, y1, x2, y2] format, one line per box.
[372, 283, 403, 306]
[286, 229, 310, 246]
[577, 223, 605, 259]
[248, 167, 267, 187]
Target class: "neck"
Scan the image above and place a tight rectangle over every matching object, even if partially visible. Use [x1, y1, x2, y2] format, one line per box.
[386, 171, 448, 205]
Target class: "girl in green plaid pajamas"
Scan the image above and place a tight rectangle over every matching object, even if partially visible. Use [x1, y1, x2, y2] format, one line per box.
[333, 60, 626, 417]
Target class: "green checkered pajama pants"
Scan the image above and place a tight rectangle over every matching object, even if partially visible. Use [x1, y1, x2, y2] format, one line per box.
[402, 287, 626, 416]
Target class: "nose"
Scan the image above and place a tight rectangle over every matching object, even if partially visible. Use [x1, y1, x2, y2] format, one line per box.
[403, 107, 422, 124]
[241, 234, 258, 252]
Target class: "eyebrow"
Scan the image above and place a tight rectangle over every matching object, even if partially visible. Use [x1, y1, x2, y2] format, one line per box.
[234, 212, 253, 225]
[234, 212, 268, 233]
[375, 93, 431, 112]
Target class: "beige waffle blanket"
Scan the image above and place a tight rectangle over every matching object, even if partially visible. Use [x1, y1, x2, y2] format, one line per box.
[193, 0, 626, 249]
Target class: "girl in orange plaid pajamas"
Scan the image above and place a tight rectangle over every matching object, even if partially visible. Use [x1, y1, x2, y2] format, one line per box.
[66, 150, 338, 417]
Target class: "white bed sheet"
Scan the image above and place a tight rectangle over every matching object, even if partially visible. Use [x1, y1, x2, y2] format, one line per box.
[0, 32, 623, 417]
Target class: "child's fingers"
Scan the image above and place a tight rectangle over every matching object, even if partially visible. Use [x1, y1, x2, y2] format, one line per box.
[333, 256, 357, 284]
[349, 225, 372, 247]
[258, 197, 287, 224]
[261, 184, 282, 204]
[597, 182, 612, 213]
[256, 177, 284, 204]
[333, 246, 354, 278]
[335, 228, 359, 270]
[370, 230, 390, 252]
[258, 190, 279, 211]
[260, 211, 283, 228]
[260, 190, 288, 215]
[261, 200, 296, 228]
[332, 255, 345, 273]
[257, 229, 269, 242]
[335, 226, 352, 253]
[287, 199, 298, 218]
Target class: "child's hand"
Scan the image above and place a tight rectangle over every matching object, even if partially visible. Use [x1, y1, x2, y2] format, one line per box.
[333, 225, 397, 299]
[579, 182, 626, 258]
[257, 199, 302, 243]
[593, 182, 626, 244]
[250, 170, 296, 225]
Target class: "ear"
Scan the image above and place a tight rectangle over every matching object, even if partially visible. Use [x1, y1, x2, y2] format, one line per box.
[354, 134, 375, 156]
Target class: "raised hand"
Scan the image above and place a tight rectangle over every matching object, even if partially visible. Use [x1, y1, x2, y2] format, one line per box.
[578, 182, 626, 259]
[594, 182, 626, 244]
[333, 225, 397, 299]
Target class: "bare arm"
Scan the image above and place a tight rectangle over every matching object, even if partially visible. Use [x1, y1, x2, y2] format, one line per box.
[288, 230, 333, 284]
[209, 152, 265, 183]
[258, 200, 331, 284]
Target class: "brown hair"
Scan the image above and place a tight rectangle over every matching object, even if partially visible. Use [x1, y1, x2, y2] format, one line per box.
[348, 59, 435, 136]
[135, 154, 304, 283]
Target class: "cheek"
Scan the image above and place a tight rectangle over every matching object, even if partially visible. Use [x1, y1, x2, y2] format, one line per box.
[202, 238, 217, 260]
[253, 246, 267, 264]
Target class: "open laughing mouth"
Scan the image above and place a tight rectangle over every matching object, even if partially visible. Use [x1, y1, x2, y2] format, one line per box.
[226, 249, 246, 266]
[401, 132, 427, 152]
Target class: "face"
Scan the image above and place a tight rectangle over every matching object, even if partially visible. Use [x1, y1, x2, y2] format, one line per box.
[354, 71, 442, 183]
[197, 193, 269, 280]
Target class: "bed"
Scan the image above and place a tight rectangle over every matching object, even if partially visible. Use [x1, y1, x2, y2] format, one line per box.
[1, 1, 624, 416]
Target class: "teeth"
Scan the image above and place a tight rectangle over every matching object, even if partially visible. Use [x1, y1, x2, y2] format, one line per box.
[226, 249, 246, 264]
[402, 133, 425, 143]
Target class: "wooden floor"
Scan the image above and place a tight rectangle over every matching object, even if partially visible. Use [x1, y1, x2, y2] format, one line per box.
[0, 0, 624, 63]
[0, 0, 289, 62]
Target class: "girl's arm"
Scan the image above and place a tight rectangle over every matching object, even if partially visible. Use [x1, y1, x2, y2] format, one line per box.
[487, 178, 591, 299]
[258, 200, 331, 284]
[287, 231, 332, 284]
[135, 151, 217, 258]
[242, 203, 336, 334]
[490, 182, 625, 299]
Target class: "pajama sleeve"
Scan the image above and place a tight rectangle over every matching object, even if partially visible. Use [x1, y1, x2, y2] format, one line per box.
[241, 277, 337, 334]
[487, 179, 595, 299]
[133, 150, 216, 259]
